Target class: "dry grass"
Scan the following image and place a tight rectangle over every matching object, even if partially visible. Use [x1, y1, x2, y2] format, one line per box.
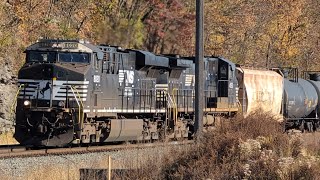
[18, 144, 191, 180]
[0, 130, 19, 145]
[24, 164, 78, 180]
[119, 111, 320, 179]
[6, 111, 320, 179]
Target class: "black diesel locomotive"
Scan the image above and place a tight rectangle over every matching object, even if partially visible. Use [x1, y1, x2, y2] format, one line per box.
[14, 39, 238, 146]
[14, 39, 320, 147]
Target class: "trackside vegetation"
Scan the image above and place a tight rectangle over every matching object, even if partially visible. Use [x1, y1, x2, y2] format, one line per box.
[116, 111, 320, 179]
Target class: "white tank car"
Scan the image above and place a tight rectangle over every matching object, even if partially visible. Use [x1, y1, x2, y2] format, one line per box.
[236, 67, 283, 120]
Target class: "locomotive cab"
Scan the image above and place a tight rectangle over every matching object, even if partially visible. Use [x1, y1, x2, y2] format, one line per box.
[14, 39, 103, 146]
[205, 57, 238, 110]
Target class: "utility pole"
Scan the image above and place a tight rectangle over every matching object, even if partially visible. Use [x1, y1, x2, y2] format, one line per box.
[195, 0, 204, 139]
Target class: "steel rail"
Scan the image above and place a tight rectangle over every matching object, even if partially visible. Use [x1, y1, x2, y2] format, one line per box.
[0, 140, 193, 159]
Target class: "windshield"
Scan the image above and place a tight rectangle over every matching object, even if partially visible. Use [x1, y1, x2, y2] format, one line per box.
[58, 52, 90, 63]
[27, 51, 56, 62]
[27, 51, 90, 63]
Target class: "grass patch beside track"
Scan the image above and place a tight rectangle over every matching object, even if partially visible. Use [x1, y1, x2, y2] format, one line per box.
[0, 130, 18, 145]
[116, 111, 320, 179]
[4, 111, 320, 179]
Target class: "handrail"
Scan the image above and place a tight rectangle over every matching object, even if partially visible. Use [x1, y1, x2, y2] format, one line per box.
[171, 88, 178, 125]
[69, 86, 84, 130]
[167, 94, 174, 108]
[72, 85, 85, 129]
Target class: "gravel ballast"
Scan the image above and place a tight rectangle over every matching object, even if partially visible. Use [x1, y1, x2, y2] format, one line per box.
[0, 144, 190, 179]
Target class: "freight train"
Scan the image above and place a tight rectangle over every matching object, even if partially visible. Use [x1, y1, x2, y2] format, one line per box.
[13, 39, 320, 147]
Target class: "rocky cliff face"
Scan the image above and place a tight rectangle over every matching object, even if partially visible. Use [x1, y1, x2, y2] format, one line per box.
[0, 58, 17, 130]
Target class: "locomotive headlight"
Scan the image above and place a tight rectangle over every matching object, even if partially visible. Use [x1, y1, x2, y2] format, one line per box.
[58, 101, 65, 107]
[23, 100, 31, 106]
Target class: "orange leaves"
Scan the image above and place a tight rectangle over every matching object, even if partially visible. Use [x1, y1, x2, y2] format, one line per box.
[143, 0, 195, 54]
[202, 0, 312, 68]
[4, 0, 101, 43]
[0, 0, 320, 72]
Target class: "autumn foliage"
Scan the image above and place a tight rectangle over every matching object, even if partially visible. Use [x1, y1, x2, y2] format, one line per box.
[0, 0, 320, 71]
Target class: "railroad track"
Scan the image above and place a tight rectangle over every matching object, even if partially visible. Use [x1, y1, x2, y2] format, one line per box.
[0, 140, 193, 159]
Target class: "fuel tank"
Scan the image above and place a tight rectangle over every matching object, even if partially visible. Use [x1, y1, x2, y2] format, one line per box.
[284, 78, 318, 118]
[105, 119, 144, 142]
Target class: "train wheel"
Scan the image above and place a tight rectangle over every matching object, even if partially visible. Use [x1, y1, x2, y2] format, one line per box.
[316, 121, 320, 131]
[308, 122, 314, 132]
[299, 120, 305, 133]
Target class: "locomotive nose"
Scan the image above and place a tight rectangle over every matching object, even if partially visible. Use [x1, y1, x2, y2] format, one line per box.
[19, 63, 88, 81]
[41, 64, 54, 79]
[19, 63, 55, 80]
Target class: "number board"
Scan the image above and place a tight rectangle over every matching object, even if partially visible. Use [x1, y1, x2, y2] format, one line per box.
[63, 43, 78, 49]
[39, 42, 78, 49]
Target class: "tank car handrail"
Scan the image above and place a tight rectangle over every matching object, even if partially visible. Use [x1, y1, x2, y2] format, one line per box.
[236, 65, 271, 71]
[302, 71, 320, 80]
